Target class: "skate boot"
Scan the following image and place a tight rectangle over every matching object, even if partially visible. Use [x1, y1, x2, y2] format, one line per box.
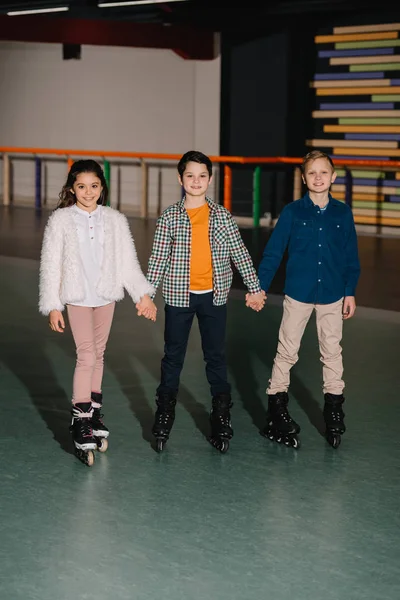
[152, 392, 177, 452]
[209, 393, 233, 453]
[90, 392, 109, 453]
[70, 402, 97, 466]
[261, 392, 301, 449]
[324, 393, 346, 449]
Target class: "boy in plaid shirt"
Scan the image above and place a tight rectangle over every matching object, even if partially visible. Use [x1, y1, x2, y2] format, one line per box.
[145, 150, 265, 452]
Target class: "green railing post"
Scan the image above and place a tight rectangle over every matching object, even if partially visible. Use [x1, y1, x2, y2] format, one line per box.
[253, 166, 261, 227]
[103, 159, 110, 206]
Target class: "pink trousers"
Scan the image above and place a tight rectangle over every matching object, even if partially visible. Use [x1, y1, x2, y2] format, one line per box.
[67, 303, 115, 404]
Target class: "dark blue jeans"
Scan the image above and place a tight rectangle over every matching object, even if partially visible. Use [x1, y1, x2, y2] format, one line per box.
[157, 292, 231, 398]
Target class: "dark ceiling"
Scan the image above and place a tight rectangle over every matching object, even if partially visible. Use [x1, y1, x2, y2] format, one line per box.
[0, 0, 398, 31]
[0, 1, 398, 60]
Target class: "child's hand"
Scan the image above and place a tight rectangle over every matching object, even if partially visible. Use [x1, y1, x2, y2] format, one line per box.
[343, 296, 356, 320]
[136, 295, 157, 322]
[245, 291, 266, 312]
[49, 310, 65, 333]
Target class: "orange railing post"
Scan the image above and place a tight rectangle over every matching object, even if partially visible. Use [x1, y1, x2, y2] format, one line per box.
[223, 164, 232, 211]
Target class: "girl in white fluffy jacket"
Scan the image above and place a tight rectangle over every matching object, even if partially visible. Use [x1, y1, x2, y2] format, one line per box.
[39, 159, 156, 465]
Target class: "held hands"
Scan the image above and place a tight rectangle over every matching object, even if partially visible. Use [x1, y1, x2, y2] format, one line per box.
[136, 294, 157, 322]
[245, 290, 267, 312]
[48, 310, 65, 333]
[343, 296, 356, 320]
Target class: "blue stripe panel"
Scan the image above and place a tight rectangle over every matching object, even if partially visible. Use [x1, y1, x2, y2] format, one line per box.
[388, 196, 400, 202]
[335, 178, 400, 186]
[391, 79, 400, 85]
[345, 133, 400, 140]
[314, 72, 384, 80]
[331, 155, 390, 161]
[319, 48, 394, 58]
[320, 102, 394, 109]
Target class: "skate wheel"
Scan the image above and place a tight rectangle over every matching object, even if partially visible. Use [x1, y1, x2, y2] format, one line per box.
[219, 439, 229, 454]
[156, 438, 165, 453]
[97, 438, 108, 453]
[327, 433, 341, 449]
[75, 448, 95, 466]
[291, 436, 300, 449]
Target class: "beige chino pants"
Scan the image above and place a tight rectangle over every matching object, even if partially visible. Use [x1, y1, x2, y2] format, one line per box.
[268, 295, 344, 396]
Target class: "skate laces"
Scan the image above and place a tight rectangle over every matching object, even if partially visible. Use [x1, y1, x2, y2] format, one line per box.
[78, 418, 94, 438]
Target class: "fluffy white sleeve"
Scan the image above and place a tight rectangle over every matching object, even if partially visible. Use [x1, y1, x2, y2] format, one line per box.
[38, 212, 65, 315]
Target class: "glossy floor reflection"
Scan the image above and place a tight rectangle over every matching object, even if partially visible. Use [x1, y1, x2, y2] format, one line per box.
[0, 250, 399, 600]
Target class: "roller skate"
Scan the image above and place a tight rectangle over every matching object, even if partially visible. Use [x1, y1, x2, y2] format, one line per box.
[152, 392, 177, 452]
[91, 392, 109, 453]
[70, 402, 97, 466]
[209, 393, 233, 454]
[261, 392, 301, 449]
[324, 393, 346, 449]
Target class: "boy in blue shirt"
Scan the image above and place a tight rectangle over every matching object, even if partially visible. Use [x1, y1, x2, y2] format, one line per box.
[252, 150, 360, 449]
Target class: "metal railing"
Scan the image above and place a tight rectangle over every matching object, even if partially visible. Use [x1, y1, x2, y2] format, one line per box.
[1, 146, 400, 227]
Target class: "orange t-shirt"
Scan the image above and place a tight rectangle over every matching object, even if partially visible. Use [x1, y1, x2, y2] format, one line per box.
[186, 203, 213, 291]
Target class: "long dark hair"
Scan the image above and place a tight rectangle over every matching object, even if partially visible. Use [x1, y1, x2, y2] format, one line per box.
[57, 159, 109, 208]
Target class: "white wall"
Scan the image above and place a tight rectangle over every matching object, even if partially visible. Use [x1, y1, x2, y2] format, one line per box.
[0, 41, 221, 213]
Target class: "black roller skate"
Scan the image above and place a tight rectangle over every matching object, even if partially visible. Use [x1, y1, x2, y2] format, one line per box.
[91, 392, 109, 453]
[261, 392, 301, 449]
[324, 393, 346, 449]
[209, 393, 233, 453]
[152, 392, 177, 452]
[70, 402, 97, 466]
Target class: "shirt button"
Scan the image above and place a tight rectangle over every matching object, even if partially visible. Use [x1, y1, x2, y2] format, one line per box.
[337, 225, 340, 228]
[319, 227, 322, 231]
[318, 261, 321, 265]
[303, 222, 306, 225]
[318, 279, 321, 282]
[318, 244, 321, 247]
[91, 237, 94, 239]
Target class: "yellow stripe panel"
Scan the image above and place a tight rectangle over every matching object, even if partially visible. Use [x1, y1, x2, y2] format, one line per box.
[332, 184, 400, 194]
[317, 86, 400, 96]
[310, 79, 390, 88]
[353, 208, 400, 218]
[396, 172, 400, 179]
[324, 125, 400, 133]
[334, 147, 400, 156]
[315, 32, 398, 43]
[307, 138, 397, 149]
[354, 215, 400, 225]
[334, 23, 400, 34]
[330, 55, 400, 65]
[333, 192, 386, 201]
[313, 110, 400, 118]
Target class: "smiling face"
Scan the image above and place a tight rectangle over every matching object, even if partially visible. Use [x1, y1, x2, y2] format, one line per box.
[178, 161, 212, 200]
[302, 157, 336, 195]
[71, 172, 103, 212]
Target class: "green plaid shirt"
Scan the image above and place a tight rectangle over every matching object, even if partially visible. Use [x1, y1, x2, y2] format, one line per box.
[146, 197, 261, 307]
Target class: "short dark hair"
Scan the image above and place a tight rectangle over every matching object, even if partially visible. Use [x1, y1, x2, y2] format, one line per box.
[57, 159, 109, 208]
[301, 150, 335, 174]
[177, 150, 212, 178]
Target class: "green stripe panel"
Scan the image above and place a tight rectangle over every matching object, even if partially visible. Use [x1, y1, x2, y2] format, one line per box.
[351, 63, 400, 71]
[353, 201, 400, 210]
[339, 118, 400, 124]
[372, 94, 400, 101]
[336, 39, 400, 49]
[336, 169, 386, 178]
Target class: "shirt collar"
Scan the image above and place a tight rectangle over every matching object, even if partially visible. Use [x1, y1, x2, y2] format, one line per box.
[178, 195, 217, 213]
[73, 204, 102, 218]
[303, 191, 333, 209]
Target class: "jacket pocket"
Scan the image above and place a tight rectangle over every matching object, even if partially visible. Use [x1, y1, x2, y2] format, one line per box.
[294, 219, 314, 239]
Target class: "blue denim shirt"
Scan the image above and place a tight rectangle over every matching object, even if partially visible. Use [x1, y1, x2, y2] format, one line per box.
[258, 193, 360, 304]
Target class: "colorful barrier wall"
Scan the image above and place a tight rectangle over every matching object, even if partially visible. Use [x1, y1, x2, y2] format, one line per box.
[309, 21, 400, 226]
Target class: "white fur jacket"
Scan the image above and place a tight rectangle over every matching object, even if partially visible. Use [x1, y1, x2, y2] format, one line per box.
[39, 205, 154, 315]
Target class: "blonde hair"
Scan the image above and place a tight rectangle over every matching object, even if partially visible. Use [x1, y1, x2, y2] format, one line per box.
[301, 150, 335, 174]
